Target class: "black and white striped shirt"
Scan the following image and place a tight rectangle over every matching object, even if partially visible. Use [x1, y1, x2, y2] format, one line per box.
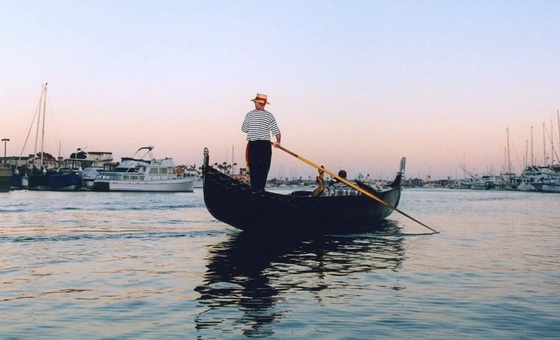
[241, 110, 281, 141]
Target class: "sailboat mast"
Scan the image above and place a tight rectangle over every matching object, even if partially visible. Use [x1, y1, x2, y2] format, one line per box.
[531, 126, 534, 166]
[33, 86, 44, 167]
[524, 140, 528, 170]
[542, 123, 546, 166]
[40, 83, 48, 168]
[552, 119, 556, 165]
[506, 127, 512, 173]
[557, 110, 560, 164]
[557, 110, 560, 151]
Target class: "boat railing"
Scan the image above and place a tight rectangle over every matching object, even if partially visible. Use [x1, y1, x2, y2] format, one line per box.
[143, 174, 181, 181]
[123, 174, 145, 181]
[96, 172, 182, 181]
[96, 173, 142, 181]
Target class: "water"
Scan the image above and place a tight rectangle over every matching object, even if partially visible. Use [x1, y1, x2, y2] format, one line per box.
[1, 188, 558, 339]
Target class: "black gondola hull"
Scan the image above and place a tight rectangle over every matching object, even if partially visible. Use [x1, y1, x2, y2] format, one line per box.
[203, 149, 403, 234]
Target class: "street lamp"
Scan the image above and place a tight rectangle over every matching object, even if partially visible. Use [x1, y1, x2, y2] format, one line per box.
[1, 138, 9, 165]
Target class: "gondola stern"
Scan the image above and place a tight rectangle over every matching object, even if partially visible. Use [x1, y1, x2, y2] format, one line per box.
[389, 157, 406, 189]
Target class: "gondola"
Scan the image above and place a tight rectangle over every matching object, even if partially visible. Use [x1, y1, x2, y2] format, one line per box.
[202, 148, 404, 234]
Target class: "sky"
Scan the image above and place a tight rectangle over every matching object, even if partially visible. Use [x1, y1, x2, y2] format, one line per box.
[1, 1, 559, 181]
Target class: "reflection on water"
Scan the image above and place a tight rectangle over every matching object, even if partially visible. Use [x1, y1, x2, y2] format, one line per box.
[2, 190, 558, 338]
[195, 221, 405, 337]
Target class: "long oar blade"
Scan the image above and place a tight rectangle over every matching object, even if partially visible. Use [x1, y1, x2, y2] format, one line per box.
[275, 145, 438, 234]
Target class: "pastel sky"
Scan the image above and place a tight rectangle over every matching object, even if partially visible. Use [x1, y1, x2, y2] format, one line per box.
[1, 1, 559, 180]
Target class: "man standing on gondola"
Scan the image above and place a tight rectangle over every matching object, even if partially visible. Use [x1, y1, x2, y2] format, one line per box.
[241, 93, 281, 190]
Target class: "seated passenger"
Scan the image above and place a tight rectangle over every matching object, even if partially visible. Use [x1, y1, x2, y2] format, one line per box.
[327, 170, 347, 190]
[325, 170, 360, 196]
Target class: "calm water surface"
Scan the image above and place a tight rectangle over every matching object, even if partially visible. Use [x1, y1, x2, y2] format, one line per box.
[0, 188, 558, 339]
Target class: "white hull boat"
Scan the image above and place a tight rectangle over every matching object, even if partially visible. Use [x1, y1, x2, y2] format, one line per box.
[97, 178, 194, 192]
[93, 146, 194, 192]
[519, 166, 560, 193]
[531, 180, 560, 193]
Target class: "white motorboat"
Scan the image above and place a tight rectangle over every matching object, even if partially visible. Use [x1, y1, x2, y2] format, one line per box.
[531, 179, 560, 193]
[470, 176, 495, 190]
[93, 146, 195, 192]
[530, 166, 560, 193]
[517, 166, 557, 192]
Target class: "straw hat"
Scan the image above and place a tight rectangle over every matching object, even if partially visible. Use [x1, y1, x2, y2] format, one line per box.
[251, 93, 270, 105]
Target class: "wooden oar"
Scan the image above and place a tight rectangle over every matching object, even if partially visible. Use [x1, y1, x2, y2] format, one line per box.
[275, 144, 438, 234]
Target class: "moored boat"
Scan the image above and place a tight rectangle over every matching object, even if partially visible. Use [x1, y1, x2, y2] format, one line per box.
[11, 84, 54, 190]
[0, 166, 11, 192]
[93, 146, 194, 192]
[48, 171, 80, 191]
[470, 176, 495, 190]
[47, 149, 113, 191]
[202, 148, 404, 234]
[531, 176, 560, 193]
[516, 165, 560, 192]
[531, 181, 560, 193]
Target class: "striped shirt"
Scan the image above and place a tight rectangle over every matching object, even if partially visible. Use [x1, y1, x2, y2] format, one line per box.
[241, 110, 281, 141]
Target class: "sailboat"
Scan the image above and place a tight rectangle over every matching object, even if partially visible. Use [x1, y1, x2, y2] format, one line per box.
[532, 113, 560, 193]
[11, 83, 56, 190]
